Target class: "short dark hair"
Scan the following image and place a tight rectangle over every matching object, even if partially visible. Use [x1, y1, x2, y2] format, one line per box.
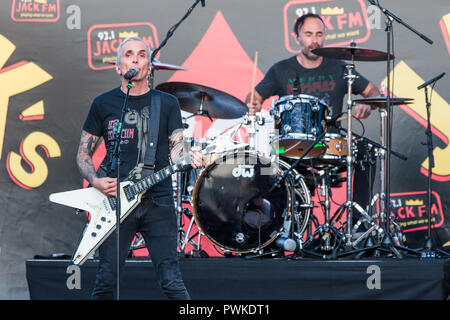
[293, 13, 325, 37]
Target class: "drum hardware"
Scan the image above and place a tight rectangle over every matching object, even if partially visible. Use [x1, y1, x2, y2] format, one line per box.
[243, 112, 265, 152]
[416, 73, 450, 259]
[312, 40, 403, 256]
[364, 0, 433, 258]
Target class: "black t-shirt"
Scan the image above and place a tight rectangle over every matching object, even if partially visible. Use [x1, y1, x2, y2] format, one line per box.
[256, 56, 369, 119]
[82, 87, 183, 197]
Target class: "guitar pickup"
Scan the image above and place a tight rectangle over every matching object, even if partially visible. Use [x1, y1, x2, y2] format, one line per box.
[123, 185, 135, 202]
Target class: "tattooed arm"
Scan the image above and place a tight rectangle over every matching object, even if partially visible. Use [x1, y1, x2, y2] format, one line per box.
[169, 128, 185, 164]
[169, 128, 206, 168]
[76, 130, 117, 196]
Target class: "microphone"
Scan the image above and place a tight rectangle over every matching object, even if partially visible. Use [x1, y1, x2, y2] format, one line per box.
[123, 67, 139, 81]
[417, 72, 445, 90]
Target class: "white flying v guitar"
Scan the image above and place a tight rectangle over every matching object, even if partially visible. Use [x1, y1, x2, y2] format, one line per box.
[49, 156, 194, 265]
[50, 135, 247, 266]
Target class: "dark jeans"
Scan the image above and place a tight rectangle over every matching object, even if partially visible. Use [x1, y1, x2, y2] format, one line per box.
[91, 196, 190, 300]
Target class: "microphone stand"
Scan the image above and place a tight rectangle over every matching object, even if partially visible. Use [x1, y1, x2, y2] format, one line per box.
[418, 77, 450, 259]
[366, 0, 433, 258]
[148, 0, 206, 88]
[109, 79, 133, 300]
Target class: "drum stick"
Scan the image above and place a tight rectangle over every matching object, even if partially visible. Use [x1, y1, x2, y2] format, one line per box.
[249, 51, 259, 106]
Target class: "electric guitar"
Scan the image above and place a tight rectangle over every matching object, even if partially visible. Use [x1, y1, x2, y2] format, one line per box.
[50, 155, 194, 266]
[50, 130, 247, 265]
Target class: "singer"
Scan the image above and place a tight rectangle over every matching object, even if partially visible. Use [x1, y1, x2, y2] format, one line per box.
[76, 36, 206, 300]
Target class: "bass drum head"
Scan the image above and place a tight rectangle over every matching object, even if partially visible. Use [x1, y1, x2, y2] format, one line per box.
[192, 152, 291, 253]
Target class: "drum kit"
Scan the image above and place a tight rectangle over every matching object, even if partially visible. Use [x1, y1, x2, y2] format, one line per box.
[118, 29, 432, 260]
[141, 42, 424, 260]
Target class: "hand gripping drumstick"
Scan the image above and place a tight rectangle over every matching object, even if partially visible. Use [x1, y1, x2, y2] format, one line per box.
[247, 51, 259, 150]
[249, 51, 259, 113]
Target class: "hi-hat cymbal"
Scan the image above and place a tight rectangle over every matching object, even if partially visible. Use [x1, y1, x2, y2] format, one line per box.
[105, 60, 189, 71]
[312, 46, 394, 61]
[353, 96, 414, 108]
[156, 82, 248, 119]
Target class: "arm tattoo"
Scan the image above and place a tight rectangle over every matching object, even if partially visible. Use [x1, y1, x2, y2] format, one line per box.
[169, 129, 187, 164]
[76, 130, 100, 184]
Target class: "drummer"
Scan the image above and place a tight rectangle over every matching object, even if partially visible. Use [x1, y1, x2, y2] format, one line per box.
[246, 13, 379, 212]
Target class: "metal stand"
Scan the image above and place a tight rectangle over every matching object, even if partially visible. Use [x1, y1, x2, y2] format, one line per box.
[148, 0, 206, 88]
[109, 80, 133, 300]
[364, 0, 434, 259]
[244, 112, 265, 151]
[343, 60, 356, 246]
[418, 77, 450, 259]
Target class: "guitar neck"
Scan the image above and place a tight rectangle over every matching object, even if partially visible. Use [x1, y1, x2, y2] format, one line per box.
[123, 157, 191, 201]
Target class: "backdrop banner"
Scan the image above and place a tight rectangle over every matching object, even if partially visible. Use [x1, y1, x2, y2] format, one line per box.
[0, 0, 449, 299]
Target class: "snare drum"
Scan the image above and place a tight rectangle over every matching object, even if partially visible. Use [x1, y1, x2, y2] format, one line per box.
[301, 133, 348, 168]
[271, 94, 329, 159]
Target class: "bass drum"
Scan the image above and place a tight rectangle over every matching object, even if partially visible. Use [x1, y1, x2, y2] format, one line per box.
[192, 151, 310, 253]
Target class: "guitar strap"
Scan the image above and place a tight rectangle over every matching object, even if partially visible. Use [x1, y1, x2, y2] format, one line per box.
[126, 89, 161, 182]
[143, 89, 161, 171]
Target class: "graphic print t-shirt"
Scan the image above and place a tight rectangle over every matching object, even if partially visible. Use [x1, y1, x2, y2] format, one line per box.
[255, 56, 370, 118]
[82, 87, 183, 197]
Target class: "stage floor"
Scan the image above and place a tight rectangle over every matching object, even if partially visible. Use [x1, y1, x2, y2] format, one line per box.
[26, 257, 450, 300]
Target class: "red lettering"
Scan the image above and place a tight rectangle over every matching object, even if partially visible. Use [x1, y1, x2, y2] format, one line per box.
[102, 41, 111, 55]
[312, 81, 321, 93]
[321, 15, 334, 30]
[93, 41, 101, 57]
[33, 3, 40, 11]
[405, 206, 415, 218]
[431, 203, 439, 215]
[397, 207, 405, 219]
[110, 39, 119, 52]
[108, 120, 119, 130]
[337, 14, 347, 30]
[418, 205, 426, 218]
[348, 12, 363, 28]
[48, 3, 57, 13]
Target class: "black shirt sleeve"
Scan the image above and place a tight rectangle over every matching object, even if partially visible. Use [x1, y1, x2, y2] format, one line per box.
[255, 64, 282, 99]
[164, 93, 183, 137]
[82, 98, 103, 136]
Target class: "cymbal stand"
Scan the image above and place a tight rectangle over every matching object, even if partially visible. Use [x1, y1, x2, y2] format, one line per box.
[365, 0, 433, 258]
[343, 55, 357, 247]
[418, 77, 450, 258]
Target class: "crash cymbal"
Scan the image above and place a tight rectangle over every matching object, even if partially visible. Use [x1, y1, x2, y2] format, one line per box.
[353, 96, 414, 108]
[156, 82, 248, 119]
[105, 60, 189, 71]
[312, 46, 394, 61]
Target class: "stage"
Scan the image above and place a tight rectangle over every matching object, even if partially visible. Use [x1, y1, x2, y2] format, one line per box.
[26, 257, 450, 300]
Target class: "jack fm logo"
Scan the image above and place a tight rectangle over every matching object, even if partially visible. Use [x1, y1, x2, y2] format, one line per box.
[87, 22, 160, 71]
[11, 0, 60, 22]
[284, 0, 371, 53]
